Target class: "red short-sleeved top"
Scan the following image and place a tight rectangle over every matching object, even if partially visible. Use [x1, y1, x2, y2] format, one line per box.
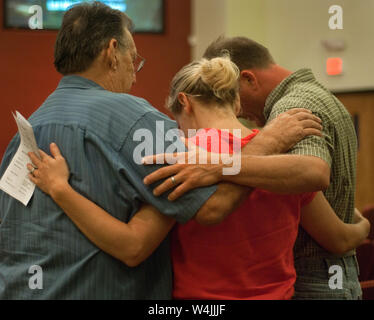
[171, 129, 315, 300]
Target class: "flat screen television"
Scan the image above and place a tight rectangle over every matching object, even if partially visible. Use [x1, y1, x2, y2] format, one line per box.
[4, 0, 164, 33]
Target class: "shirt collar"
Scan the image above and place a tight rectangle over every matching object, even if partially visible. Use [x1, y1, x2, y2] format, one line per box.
[56, 75, 105, 91]
[264, 68, 315, 119]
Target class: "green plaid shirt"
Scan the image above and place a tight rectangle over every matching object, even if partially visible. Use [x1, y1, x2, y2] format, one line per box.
[264, 68, 358, 259]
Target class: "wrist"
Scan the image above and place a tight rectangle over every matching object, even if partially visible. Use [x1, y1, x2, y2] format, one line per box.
[49, 180, 72, 202]
[221, 161, 239, 182]
[244, 134, 280, 156]
[211, 162, 224, 182]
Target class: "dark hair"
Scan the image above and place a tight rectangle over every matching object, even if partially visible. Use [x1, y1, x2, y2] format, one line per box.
[203, 36, 275, 71]
[54, 1, 134, 75]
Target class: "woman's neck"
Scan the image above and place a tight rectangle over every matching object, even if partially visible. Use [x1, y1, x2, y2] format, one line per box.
[194, 106, 253, 138]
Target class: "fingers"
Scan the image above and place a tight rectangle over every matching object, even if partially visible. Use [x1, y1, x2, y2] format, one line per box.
[179, 136, 189, 149]
[28, 152, 42, 167]
[142, 154, 159, 165]
[283, 109, 322, 124]
[168, 183, 191, 201]
[143, 164, 184, 185]
[50, 143, 62, 158]
[27, 163, 36, 173]
[285, 108, 312, 115]
[141, 138, 198, 165]
[142, 152, 188, 165]
[300, 119, 323, 131]
[28, 173, 37, 184]
[38, 149, 49, 160]
[303, 128, 323, 137]
[151, 171, 191, 200]
[27, 163, 40, 180]
[293, 112, 322, 123]
[153, 172, 184, 196]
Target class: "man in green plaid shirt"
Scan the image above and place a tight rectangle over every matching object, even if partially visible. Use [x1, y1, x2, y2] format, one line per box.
[203, 37, 361, 299]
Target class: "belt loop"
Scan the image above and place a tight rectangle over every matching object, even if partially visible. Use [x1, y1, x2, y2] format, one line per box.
[342, 257, 349, 277]
[353, 255, 360, 276]
[323, 257, 330, 271]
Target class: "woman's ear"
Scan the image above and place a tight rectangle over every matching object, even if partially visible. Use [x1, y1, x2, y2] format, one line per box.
[177, 93, 193, 114]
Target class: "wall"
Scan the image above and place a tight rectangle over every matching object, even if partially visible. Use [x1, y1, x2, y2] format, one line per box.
[336, 92, 374, 210]
[265, 0, 374, 92]
[193, 0, 374, 92]
[190, 0, 226, 59]
[0, 0, 191, 157]
[226, 0, 266, 43]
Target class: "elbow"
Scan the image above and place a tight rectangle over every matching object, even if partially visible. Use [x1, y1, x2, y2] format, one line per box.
[318, 161, 331, 191]
[314, 173, 330, 192]
[325, 238, 352, 255]
[196, 214, 224, 226]
[195, 205, 225, 226]
[327, 244, 348, 256]
[309, 162, 330, 191]
[121, 255, 142, 268]
[194, 184, 246, 226]
[118, 244, 145, 268]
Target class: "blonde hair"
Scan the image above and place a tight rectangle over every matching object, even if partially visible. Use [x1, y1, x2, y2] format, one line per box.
[167, 56, 240, 114]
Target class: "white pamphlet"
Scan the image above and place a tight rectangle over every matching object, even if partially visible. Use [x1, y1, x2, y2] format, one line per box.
[0, 111, 40, 206]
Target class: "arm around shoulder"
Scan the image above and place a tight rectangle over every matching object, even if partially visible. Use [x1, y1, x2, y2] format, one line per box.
[194, 182, 252, 226]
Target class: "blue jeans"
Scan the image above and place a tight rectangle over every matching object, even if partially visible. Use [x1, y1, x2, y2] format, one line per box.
[293, 255, 362, 300]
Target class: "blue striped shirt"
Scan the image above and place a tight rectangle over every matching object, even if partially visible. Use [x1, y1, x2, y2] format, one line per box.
[0, 75, 216, 299]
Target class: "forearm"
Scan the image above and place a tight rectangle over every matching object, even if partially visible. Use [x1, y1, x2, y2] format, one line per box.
[194, 182, 252, 225]
[242, 133, 283, 156]
[312, 220, 369, 255]
[50, 183, 145, 266]
[221, 154, 330, 193]
[300, 192, 369, 254]
[338, 220, 370, 253]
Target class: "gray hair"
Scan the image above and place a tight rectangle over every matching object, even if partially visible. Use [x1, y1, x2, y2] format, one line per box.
[54, 1, 134, 75]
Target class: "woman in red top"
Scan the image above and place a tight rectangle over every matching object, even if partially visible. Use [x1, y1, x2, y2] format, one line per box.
[27, 56, 369, 299]
[164, 58, 313, 298]
[171, 128, 313, 299]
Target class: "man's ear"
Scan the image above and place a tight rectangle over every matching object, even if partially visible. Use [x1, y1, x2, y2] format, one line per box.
[240, 70, 259, 91]
[177, 93, 193, 114]
[106, 39, 119, 71]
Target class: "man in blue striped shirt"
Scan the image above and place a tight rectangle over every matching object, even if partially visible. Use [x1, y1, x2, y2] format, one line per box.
[0, 2, 247, 299]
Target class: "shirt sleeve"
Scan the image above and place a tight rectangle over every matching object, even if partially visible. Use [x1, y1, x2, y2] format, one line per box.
[300, 192, 317, 207]
[268, 95, 334, 168]
[117, 110, 217, 224]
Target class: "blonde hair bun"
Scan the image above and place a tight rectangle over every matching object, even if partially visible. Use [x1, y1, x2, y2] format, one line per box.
[200, 56, 239, 102]
[167, 55, 240, 113]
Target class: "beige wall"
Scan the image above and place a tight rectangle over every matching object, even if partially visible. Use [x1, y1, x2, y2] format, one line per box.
[190, 0, 226, 59]
[265, 0, 374, 92]
[192, 0, 374, 91]
[226, 0, 267, 43]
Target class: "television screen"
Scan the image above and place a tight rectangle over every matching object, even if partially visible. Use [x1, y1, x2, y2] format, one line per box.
[4, 0, 164, 32]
